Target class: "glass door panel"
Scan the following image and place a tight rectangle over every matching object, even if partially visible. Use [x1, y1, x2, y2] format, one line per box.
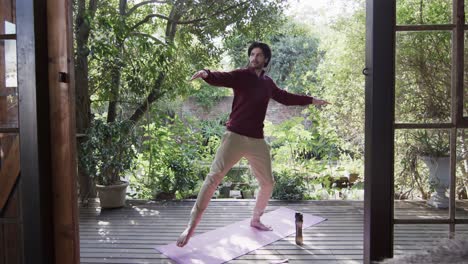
[396, 0, 452, 25]
[395, 31, 452, 124]
[394, 129, 451, 219]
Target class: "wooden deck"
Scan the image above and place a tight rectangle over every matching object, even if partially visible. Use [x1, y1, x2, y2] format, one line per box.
[79, 200, 468, 264]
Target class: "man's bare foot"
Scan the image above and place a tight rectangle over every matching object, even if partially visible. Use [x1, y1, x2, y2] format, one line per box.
[176, 226, 195, 247]
[250, 219, 273, 231]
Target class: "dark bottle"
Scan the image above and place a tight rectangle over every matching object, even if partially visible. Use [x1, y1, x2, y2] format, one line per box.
[295, 212, 303, 245]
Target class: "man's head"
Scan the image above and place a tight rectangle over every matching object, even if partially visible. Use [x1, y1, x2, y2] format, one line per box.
[247, 42, 272, 69]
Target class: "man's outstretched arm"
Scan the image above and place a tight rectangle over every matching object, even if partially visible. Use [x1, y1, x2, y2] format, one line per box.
[190, 69, 241, 88]
[272, 85, 330, 106]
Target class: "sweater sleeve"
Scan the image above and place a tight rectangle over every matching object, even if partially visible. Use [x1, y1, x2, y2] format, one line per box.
[271, 82, 314, 106]
[203, 69, 241, 89]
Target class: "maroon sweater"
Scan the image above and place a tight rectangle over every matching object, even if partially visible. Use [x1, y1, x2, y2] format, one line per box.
[203, 67, 314, 139]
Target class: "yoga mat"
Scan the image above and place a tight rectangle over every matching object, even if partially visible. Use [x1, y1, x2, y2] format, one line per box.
[155, 207, 326, 264]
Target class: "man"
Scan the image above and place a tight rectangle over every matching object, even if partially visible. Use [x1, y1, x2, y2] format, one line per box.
[176, 41, 330, 247]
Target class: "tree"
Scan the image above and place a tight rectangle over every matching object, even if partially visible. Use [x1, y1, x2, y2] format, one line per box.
[86, 0, 287, 123]
[225, 20, 321, 94]
[75, 0, 98, 135]
[75, 0, 99, 200]
[74, 0, 288, 197]
[316, 0, 366, 154]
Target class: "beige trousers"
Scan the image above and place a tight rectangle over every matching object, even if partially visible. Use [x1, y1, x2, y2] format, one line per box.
[188, 131, 274, 227]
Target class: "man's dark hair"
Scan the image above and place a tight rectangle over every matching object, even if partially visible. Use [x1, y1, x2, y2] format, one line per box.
[248, 41, 272, 67]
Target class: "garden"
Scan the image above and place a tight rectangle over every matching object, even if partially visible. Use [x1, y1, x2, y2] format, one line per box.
[75, 0, 468, 207]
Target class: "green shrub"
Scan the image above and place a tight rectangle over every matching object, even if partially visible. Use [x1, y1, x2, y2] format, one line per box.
[272, 169, 307, 200]
[79, 119, 139, 186]
[130, 114, 203, 199]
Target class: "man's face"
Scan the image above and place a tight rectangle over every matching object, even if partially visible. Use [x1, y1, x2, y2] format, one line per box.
[249, 47, 268, 69]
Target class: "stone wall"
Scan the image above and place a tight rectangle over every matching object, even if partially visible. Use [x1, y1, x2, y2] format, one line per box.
[181, 96, 309, 124]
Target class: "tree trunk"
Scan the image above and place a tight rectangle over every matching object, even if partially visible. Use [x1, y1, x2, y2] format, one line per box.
[128, 3, 181, 123]
[106, 56, 122, 123]
[75, 0, 99, 201]
[107, 0, 127, 123]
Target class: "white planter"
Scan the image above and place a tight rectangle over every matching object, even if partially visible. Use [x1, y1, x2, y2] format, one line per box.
[96, 181, 129, 209]
[420, 156, 450, 209]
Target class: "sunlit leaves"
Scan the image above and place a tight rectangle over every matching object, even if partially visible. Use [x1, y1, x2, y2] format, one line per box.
[396, 0, 452, 25]
[316, 1, 365, 153]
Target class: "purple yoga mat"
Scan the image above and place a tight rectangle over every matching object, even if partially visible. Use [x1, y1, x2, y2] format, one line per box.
[155, 207, 326, 264]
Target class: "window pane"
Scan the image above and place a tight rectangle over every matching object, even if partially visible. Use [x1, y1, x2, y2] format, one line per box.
[397, 0, 452, 25]
[395, 31, 452, 123]
[1, 0, 16, 33]
[394, 129, 450, 219]
[466, 0, 468, 25]
[0, 39, 18, 129]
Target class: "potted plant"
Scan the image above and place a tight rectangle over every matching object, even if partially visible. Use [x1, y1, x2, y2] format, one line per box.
[412, 130, 451, 208]
[79, 119, 139, 208]
[400, 130, 451, 207]
[340, 155, 362, 184]
[239, 184, 255, 199]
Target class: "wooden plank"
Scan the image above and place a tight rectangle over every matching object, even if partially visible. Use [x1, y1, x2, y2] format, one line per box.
[0, 188, 21, 264]
[47, 0, 80, 263]
[0, 224, 4, 264]
[0, 179, 20, 264]
[1, 187, 20, 218]
[78, 200, 468, 264]
[0, 128, 19, 133]
[79, 201, 364, 264]
[450, 0, 466, 234]
[394, 123, 454, 129]
[0, 136, 20, 212]
[4, 223, 20, 264]
[395, 24, 455, 31]
[0, 34, 16, 40]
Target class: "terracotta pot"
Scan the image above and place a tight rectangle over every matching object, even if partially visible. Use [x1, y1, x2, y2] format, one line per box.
[349, 173, 359, 183]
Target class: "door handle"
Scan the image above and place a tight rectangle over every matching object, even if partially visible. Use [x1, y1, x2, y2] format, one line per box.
[362, 68, 370, 76]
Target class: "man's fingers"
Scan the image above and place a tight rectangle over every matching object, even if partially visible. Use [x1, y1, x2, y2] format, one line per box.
[190, 73, 200, 81]
[314, 99, 331, 106]
[190, 70, 207, 81]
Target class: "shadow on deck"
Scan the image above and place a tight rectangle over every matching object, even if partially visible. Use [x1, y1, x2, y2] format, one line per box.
[79, 200, 468, 264]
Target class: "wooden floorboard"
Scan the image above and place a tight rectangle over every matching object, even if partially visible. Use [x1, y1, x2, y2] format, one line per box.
[80, 200, 468, 264]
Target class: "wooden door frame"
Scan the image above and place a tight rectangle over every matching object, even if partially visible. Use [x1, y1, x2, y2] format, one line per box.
[363, 0, 395, 263]
[364, 0, 467, 263]
[16, 0, 79, 263]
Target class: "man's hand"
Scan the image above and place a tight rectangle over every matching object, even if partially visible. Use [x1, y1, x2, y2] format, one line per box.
[313, 98, 331, 106]
[190, 70, 208, 81]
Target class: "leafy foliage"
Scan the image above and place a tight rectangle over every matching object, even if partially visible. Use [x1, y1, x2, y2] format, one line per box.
[396, 0, 452, 25]
[191, 83, 231, 109]
[78, 119, 139, 185]
[272, 169, 307, 200]
[265, 109, 340, 166]
[131, 113, 203, 199]
[77, 0, 290, 198]
[395, 31, 451, 123]
[86, 0, 289, 122]
[225, 20, 322, 94]
[268, 22, 322, 94]
[316, 1, 365, 155]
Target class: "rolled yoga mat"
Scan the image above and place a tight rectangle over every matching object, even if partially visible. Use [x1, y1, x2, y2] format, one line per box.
[155, 207, 326, 264]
